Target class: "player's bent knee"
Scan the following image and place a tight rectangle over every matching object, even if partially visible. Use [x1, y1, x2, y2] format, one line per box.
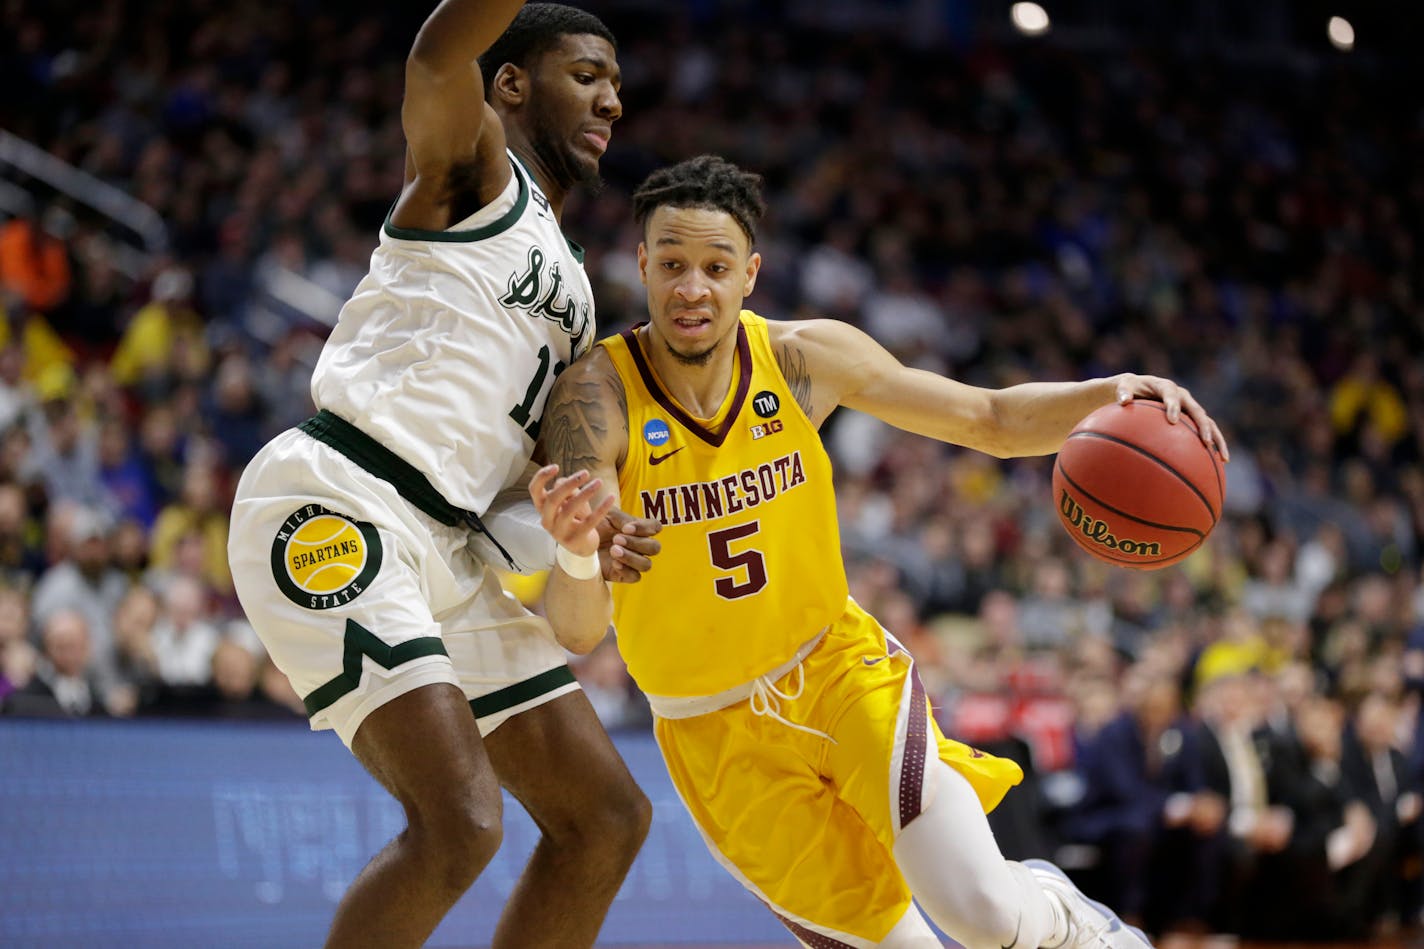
[571, 780, 652, 862]
[409, 803, 505, 894]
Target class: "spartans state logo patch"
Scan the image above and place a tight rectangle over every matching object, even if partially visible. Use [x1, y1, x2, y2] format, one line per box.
[270, 505, 382, 610]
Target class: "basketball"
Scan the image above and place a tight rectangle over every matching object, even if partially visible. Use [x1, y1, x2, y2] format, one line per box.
[1052, 401, 1225, 570]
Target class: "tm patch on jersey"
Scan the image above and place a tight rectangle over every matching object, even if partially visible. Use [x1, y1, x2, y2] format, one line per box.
[270, 505, 383, 610]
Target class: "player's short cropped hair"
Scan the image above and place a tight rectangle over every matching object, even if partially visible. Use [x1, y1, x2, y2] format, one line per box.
[478, 3, 616, 92]
[632, 155, 767, 246]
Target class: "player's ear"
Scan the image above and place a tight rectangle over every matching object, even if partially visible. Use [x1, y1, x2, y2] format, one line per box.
[637, 242, 649, 285]
[491, 63, 527, 108]
[742, 252, 761, 297]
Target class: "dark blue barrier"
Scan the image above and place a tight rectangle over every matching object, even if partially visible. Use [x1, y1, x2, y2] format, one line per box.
[1, 718, 789, 948]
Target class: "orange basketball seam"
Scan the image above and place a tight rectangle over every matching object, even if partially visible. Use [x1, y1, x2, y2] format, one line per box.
[1112, 402, 1224, 509]
[1064, 430, 1218, 525]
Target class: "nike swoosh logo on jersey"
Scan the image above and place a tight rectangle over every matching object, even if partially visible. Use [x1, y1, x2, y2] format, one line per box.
[862, 655, 888, 666]
[649, 447, 684, 465]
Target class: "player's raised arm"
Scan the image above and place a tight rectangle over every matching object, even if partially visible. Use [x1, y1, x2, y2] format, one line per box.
[530, 348, 633, 653]
[772, 318, 1229, 460]
[400, 0, 523, 210]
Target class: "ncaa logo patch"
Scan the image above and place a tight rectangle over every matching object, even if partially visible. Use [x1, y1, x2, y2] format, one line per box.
[270, 505, 382, 610]
[643, 419, 671, 446]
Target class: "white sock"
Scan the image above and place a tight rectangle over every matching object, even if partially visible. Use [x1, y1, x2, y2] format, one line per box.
[892, 761, 1061, 949]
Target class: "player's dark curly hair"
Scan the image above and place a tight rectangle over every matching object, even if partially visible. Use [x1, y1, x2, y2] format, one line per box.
[631, 155, 767, 246]
[478, 3, 616, 92]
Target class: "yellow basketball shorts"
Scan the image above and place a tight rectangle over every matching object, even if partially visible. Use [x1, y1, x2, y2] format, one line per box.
[653, 599, 1023, 947]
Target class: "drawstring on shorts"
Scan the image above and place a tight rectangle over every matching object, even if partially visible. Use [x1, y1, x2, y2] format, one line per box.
[748, 661, 837, 744]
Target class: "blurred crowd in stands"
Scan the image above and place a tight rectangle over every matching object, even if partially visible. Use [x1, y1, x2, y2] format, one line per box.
[2, 0, 1422, 940]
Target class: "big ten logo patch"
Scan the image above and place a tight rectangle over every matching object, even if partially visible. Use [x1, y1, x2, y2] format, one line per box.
[749, 419, 784, 440]
[270, 506, 383, 610]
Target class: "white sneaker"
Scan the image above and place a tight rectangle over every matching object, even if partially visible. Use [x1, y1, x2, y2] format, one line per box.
[1023, 859, 1154, 949]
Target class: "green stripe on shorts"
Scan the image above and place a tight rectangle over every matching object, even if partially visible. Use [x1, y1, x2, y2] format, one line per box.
[303, 619, 449, 717]
[469, 666, 576, 720]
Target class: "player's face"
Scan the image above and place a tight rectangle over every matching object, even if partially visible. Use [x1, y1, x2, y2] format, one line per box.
[638, 206, 761, 366]
[526, 35, 622, 191]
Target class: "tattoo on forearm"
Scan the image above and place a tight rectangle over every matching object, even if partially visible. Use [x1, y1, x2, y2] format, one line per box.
[775, 344, 814, 419]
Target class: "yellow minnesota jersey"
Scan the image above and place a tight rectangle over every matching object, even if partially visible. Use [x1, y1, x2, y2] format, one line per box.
[599, 311, 848, 697]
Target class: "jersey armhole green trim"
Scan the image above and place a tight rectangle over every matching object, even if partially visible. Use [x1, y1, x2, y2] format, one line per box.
[382, 159, 530, 243]
[507, 152, 585, 263]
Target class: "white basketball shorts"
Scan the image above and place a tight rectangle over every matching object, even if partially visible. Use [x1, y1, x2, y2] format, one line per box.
[228, 425, 578, 749]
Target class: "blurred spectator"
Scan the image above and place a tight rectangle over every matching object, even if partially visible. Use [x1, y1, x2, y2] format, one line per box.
[26, 389, 108, 510]
[29, 504, 128, 695]
[97, 415, 160, 527]
[204, 353, 267, 467]
[1342, 691, 1422, 931]
[1261, 696, 1377, 940]
[0, 585, 36, 701]
[1240, 539, 1313, 626]
[1019, 558, 1107, 653]
[1330, 353, 1408, 455]
[1194, 671, 1292, 934]
[1067, 674, 1221, 931]
[109, 266, 207, 392]
[5, 609, 104, 717]
[149, 574, 221, 688]
[0, 204, 73, 315]
[798, 221, 873, 317]
[111, 584, 161, 711]
[147, 462, 231, 594]
[0, 480, 44, 583]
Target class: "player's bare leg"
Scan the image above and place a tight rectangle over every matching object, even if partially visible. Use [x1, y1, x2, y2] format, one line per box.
[483, 689, 652, 948]
[324, 684, 505, 949]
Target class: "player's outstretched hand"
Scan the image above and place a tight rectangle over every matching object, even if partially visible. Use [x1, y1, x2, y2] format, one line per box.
[1113, 372, 1231, 462]
[599, 506, 662, 584]
[530, 464, 614, 560]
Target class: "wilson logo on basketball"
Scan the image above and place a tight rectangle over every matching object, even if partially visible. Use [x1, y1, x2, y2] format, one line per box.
[1058, 492, 1163, 558]
[270, 505, 383, 610]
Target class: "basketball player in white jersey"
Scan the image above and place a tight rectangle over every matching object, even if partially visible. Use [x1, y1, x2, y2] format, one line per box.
[228, 4, 656, 947]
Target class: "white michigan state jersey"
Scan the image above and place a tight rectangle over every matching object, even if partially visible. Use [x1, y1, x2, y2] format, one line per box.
[311, 151, 594, 515]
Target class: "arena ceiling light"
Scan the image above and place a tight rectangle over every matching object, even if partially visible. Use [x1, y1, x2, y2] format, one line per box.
[1327, 15, 1355, 51]
[1011, 2, 1051, 36]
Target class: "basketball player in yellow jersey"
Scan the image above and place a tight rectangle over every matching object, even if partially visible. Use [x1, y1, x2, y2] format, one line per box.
[529, 156, 1231, 949]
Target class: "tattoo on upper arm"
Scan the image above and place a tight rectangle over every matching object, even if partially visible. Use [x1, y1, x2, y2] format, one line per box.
[540, 363, 627, 475]
[775, 343, 815, 419]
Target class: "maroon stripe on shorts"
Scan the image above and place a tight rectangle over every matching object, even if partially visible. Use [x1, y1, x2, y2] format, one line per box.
[898, 663, 929, 828]
[772, 909, 860, 948]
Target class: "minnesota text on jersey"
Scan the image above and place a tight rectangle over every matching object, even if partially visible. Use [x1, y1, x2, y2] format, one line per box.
[638, 450, 808, 526]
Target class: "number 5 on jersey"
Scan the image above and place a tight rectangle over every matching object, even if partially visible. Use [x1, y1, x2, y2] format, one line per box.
[708, 521, 767, 599]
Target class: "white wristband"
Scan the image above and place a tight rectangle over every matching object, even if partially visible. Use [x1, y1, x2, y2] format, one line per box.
[555, 545, 601, 580]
